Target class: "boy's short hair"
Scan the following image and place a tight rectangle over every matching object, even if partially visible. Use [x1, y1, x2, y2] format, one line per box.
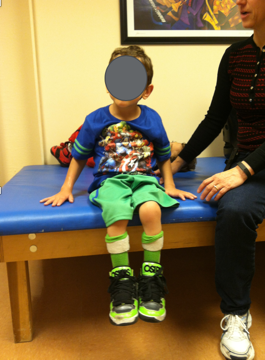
[109, 45, 153, 87]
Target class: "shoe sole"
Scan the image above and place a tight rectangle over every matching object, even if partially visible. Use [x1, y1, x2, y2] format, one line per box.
[223, 357, 248, 360]
[221, 343, 255, 360]
[109, 314, 138, 326]
[139, 311, 166, 323]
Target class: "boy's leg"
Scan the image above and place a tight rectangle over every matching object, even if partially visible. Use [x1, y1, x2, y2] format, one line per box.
[90, 177, 138, 326]
[90, 175, 173, 325]
[139, 201, 162, 263]
[138, 201, 168, 323]
[90, 176, 139, 327]
[106, 220, 129, 267]
[106, 220, 138, 326]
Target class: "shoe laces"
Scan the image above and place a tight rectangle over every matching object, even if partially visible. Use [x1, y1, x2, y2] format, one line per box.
[138, 268, 168, 303]
[108, 270, 136, 307]
[220, 314, 249, 340]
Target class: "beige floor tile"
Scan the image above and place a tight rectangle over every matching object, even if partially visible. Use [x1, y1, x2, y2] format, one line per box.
[1, 243, 265, 360]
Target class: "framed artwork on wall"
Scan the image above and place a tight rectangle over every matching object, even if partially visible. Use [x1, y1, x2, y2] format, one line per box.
[120, 0, 253, 45]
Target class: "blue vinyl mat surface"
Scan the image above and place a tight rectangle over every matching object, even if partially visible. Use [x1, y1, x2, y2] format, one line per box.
[0, 157, 226, 235]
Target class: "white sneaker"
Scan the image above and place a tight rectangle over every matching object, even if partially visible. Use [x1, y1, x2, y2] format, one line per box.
[220, 311, 255, 360]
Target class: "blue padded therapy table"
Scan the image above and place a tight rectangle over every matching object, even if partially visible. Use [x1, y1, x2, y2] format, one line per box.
[1, 157, 265, 343]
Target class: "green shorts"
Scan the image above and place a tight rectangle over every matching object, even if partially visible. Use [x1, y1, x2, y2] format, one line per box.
[89, 174, 179, 227]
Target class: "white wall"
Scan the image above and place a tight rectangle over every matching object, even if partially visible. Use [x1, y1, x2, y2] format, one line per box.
[0, 0, 43, 186]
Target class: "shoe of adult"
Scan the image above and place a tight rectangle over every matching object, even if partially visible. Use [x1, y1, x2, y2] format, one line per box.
[220, 311, 255, 360]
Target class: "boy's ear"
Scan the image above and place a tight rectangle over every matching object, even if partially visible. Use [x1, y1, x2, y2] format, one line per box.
[142, 84, 154, 100]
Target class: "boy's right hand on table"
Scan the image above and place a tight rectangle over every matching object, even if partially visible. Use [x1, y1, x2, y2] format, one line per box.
[40, 188, 74, 207]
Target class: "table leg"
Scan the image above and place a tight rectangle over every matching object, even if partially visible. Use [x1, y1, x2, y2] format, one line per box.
[6, 261, 33, 342]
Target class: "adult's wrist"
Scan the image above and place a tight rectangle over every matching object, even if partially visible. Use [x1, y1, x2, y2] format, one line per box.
[237, 161, 253, 179]
[242, 161, 255, 175]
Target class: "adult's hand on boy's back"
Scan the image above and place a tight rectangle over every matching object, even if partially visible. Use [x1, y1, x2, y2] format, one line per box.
[40, 186, 74, 207]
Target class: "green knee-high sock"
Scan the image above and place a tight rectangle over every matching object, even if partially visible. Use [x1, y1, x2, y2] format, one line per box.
[105, 232, 129, 268]
[142, 231, 164, 263]
[111, 252, 129, 268]
[144, 249, 161, 263]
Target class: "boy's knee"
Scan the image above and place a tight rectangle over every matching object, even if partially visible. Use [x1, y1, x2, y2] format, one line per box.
[107, 220, 128, 237]
[139, 201, 161, 223]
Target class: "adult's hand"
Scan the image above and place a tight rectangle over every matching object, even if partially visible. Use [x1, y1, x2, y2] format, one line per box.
[197, 162, 253, 201]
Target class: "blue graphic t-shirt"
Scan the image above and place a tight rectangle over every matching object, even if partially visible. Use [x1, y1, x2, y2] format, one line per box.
[71, 105, 171, 192]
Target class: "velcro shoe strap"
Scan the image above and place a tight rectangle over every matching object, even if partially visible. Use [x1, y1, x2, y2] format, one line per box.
[106, 235, 130, 254]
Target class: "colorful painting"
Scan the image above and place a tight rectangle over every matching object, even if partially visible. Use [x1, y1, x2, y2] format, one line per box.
[134, 0, 243, 31]
[120, 0, 253, 44]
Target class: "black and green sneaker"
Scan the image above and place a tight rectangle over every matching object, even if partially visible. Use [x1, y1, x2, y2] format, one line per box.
[138, 262, 168, 323]
[108, 266, 138, 326]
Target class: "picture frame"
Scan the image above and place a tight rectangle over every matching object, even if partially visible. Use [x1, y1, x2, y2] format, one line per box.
[120, 0, 253, 45]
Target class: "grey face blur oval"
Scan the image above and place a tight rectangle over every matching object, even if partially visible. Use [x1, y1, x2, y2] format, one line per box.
[105, 56, 148, 101]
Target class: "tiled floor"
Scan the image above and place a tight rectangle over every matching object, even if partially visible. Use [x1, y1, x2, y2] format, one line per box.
[1, 244, 265, 360]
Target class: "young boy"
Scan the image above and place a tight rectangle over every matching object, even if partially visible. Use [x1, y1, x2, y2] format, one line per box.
[41, 45, 196, 326]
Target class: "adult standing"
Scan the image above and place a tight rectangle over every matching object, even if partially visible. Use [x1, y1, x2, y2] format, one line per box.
[167, 0, 265, 359]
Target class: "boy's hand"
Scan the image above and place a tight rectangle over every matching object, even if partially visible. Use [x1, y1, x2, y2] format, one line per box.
[40, 187, 74, 207]
[40, 158, 87, 207]
[165, 186, 197, 201]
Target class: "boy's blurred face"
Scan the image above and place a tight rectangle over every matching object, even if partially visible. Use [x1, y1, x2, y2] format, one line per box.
[105, 55, 149, 104]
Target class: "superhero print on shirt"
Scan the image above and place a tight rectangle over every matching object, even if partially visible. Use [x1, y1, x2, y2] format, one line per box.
[98, 121, 154, 174]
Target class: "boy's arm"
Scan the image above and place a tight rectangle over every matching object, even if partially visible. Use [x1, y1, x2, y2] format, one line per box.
[40, 158, 87, 206]
[155, 156, 187, 184]
[157, 159, 197, 200]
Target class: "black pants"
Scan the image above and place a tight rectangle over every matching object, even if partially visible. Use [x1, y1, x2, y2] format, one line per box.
[215, 153, 265, 315]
